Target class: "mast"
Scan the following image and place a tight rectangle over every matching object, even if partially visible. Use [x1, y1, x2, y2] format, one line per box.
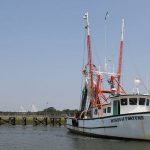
[117, 19, 124, 94]
[83, 12, 94, 106]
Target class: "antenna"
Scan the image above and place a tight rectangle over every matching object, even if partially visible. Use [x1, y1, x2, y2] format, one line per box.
[112, 64, 115, 74]
[104, 57, 107, 71]
[104, 11, 109, 54]
[147, 74, 149, 94]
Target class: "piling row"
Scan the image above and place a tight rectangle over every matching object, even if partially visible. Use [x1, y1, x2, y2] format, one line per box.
[0, 117, 66, 126]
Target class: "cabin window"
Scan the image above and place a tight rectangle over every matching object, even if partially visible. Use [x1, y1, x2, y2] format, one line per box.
[121, 98, 128, 105]
[107, 107, 111, 113]
[129, 98, 137, 105]
[139, 98, 145, 105]
[146, 99, 150, 106]
[103, 108, 106, 113]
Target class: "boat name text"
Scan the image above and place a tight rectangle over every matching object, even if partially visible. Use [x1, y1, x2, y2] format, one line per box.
[111, 116, 144, 123]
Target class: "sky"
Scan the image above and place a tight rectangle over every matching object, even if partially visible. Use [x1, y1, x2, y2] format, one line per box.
[0, 0, 150, 111]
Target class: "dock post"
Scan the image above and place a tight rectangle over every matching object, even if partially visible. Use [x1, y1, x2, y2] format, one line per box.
[55, 118, 61, 126]
[9, 117, 16, 125]
[59, 118, 61, 126]
[33, 117, 38, 126]
[44, 117, 47, 125]
[50, 118, 55, 126]
[22, 117, 27, 125]
[64, 117, 67, 125]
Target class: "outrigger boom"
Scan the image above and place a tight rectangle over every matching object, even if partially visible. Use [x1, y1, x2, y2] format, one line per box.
[82, 13, 126, 116]
[117, 18, 124, 94]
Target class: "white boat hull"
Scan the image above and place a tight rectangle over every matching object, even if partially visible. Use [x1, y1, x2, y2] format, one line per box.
[66, 112, 150, 140]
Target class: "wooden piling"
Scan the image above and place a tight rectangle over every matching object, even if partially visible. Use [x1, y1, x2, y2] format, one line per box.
[9, 117, 16, 125]
[33, 117, 48, 126]
[33, 117, 38, 126]
[22, 117, 27, 125]
[0, 117, 1, 125]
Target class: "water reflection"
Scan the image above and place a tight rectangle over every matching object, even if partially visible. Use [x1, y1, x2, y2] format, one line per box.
[0, 126, 150, 150]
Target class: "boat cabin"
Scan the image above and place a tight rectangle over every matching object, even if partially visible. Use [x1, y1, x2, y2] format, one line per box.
[91, 94, 150, 118]
[111, 94, 150, 116]
[92, 103, 112, 118]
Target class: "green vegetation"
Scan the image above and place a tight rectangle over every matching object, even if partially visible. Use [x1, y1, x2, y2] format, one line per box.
[0, 107, 78, 117]
[0, 107, 78, 125]
[43, 107, 78, 117]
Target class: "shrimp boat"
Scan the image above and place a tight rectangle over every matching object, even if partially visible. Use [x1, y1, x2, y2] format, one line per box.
[66, 12, 150, 140]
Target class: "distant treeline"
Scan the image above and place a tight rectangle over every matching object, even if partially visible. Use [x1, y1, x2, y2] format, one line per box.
[0, 107, 78, 117]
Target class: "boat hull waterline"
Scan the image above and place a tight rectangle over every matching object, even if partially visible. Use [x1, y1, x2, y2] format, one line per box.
[66, 112, 150, 140]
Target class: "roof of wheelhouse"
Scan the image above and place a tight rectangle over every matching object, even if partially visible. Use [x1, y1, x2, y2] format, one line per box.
[111, 94, 150, 99]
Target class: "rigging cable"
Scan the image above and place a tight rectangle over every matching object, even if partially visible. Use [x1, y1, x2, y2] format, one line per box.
[79, 27, 87, 110]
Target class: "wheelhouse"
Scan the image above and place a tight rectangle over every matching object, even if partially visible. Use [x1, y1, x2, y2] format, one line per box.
[111, 94, 150, 115]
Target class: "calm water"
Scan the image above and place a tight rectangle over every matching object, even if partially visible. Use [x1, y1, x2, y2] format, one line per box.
[0, 125, 150, 150]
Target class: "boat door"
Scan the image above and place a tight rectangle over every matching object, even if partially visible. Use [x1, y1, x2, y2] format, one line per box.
[113, 100, 120, 115]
